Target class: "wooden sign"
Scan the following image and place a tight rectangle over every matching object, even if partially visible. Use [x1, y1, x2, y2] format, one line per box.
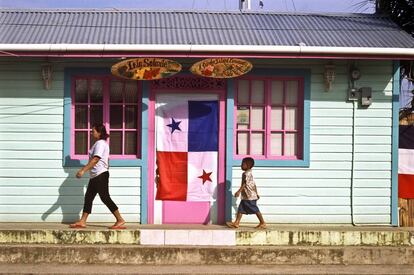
[190, 58, 252, 78]
[111, 58, 182, 80]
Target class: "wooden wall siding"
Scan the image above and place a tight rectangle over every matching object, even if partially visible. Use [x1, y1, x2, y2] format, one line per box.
[0, 60, 141, 222]
[232, 60, 393, 224]
[0, 58, 393, 224]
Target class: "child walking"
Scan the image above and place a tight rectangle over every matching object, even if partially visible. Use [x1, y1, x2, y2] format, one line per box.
[226, 157, 266, 229]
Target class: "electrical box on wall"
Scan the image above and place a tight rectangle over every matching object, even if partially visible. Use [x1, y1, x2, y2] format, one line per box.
[360, 87, 372, 106]
[348, 88, 359, 101]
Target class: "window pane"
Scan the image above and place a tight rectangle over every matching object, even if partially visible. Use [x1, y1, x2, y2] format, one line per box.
[90, 105, 103, 126]
[237, 132, 249, 155]
[110, 81, 123, 103]
[270, 133, 282, 156]
[271, 107, 283, 130]
[285, 133, 297, 156]
[285, 107, 297, 130]
[75, 79, 88, 103]
[110, 131, 122, 154]
[251, 132, 264, 155]
[90, 79, 103, 103]
[110, 105, 123, 129]
[125, 132, 137, 154]
[236, 107, 249, 128]
[125, 106, 137, 129]
[75, 106, 87, 129]
[251, 107, 264, 129]
[238, 124, 249, 130]
[286, 81, 298, 105]
[251, 80, 264, 104]
[75, 131, 88, 154]
[237, 80, 249, 104]
[271, 81, 283, 105]
[125, 81, 138, 103]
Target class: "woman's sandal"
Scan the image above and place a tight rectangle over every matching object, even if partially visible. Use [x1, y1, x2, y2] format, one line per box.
[109, 222, 126, 230]
[69, 223, 86, 229]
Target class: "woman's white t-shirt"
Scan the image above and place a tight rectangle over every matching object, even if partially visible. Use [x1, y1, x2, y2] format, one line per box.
[89, 139, 109, 178]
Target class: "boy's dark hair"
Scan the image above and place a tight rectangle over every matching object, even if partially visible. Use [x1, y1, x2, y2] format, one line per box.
[92, 123, 109, 140]
[242, 157, 255, 169]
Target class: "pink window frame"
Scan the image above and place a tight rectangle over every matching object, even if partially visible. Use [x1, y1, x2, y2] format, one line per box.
[233, 77, 304, 160]
[70, 75, 142, 160]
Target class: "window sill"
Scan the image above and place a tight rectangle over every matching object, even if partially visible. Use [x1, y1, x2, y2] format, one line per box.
[63, 157, 142, 167]
[232, 158, 309, 167]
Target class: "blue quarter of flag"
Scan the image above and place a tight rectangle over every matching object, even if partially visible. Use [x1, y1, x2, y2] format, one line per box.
[188, 101, 218, 152]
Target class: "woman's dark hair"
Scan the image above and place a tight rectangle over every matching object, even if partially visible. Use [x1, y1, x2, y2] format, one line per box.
[92, 123, 109, 140]
[242, 157, 255, 169]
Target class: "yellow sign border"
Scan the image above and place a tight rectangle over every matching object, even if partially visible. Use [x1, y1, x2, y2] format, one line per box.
[190, 58, 253, 79]
[111, 58, 182, 81]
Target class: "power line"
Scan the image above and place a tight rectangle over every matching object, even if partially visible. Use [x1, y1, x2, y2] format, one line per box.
[291, 0, 296, 11]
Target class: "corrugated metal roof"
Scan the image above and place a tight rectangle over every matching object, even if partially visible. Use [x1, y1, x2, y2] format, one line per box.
[0, 9, 413, 48]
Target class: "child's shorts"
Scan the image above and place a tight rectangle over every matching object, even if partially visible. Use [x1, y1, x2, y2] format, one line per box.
[238, 200, 260, 214]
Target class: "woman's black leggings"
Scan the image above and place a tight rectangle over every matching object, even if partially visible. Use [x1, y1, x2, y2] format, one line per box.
[83, 171, 118, 214]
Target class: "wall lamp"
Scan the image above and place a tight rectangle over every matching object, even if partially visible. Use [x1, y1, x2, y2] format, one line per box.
[41, 63, 52, 90]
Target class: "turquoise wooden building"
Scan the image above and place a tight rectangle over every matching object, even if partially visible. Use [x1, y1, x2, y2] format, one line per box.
[0, 9, 413, 225]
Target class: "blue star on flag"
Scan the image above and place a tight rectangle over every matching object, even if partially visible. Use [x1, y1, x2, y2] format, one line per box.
[167, 118, 181, 133]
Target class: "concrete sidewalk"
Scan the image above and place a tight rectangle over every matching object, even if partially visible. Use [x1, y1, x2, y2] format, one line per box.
[1, 223, 414, 266]
[0, 223, 413, 246]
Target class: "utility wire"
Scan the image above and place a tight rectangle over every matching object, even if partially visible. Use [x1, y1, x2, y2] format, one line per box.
[291, 0, 296, 11]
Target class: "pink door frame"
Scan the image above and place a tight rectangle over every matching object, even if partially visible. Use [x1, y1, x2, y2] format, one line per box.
[147, 85, 226, 224]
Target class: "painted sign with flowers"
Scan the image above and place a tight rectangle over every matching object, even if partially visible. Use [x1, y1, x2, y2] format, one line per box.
[111, 58, 182, 80]
[190, 58, 252, 78]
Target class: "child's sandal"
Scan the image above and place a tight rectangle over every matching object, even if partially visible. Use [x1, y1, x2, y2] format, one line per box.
[226, 222, 239, 228]
[255, 224, 267, 229]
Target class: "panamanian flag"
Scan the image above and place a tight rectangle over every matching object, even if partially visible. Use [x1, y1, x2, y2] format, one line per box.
[399, 125, 414, 198]
[155, 94, 218, 201]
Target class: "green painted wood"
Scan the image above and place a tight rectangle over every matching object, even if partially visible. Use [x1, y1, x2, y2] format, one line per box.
[242, 178, 351, 187]
[0, 123, 62, 132]
[0, 98, 63, 105]
[240, 214, 351, 223]
[0, 114, 63, 124]
[0, 59, 394, 224]
[0, 186, 141, 196]
[0, 177, 140, 186]
[0, 205, 141, 214]
[257, 205, 351, 215]
[310, 153, 353, 161]
[0, 195, 140, 205]
[0, 151, 62, 159]
[0, 168, 140, 178]
[257, 196, 350, 205]
[0, 142, 62, 150]
[353, 215, 390, 224]
[0, 133, 63, 141]
[0, 213, 140, 222]
[354, 153, 391, 162]
[353, 171, 391, 179]
[354, 197, 390, 205]
[353, 188, 391, 196]
[0, 105, 62, 115]
[231, 187, 351, 196]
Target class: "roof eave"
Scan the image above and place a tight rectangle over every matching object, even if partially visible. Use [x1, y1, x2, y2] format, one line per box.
[1, 44, 413, 59]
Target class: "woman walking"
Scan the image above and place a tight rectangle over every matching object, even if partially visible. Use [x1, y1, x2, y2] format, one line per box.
[70, 124, 126, 229]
